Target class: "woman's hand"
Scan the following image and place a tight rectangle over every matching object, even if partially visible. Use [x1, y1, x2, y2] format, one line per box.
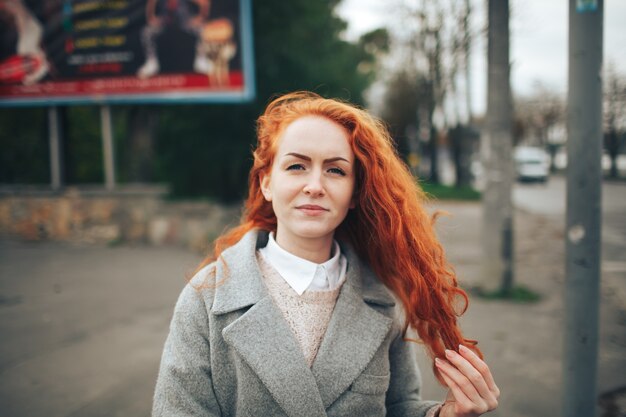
[435, 345, 500, 417]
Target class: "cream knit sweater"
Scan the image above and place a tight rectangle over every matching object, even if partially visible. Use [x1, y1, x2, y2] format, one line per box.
[257, 253, 341, 368]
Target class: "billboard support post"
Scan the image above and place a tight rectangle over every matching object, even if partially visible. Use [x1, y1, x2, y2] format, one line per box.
[100, 105, 116, 190]
[48, 106, 63, 190]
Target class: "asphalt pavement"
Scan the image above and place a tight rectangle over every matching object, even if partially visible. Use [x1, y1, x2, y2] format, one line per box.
[0, 182, 624, 416]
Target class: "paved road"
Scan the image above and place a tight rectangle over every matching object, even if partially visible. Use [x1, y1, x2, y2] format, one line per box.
[513, 175, 626, 307]
[425, 199, 626, 417]
[0, 193, 624, 416]
[0, 240, 201, 417]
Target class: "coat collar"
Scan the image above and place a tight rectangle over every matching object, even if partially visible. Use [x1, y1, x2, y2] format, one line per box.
[210, 230, 269, 315]
[211, 229, 395, 315]
[213, 229, 396, 417]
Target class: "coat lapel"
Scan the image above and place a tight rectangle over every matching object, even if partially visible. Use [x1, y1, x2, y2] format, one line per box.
[214, 230, 327, 417]
[222, 297, 326, 417]
[212, 230, 396, 414]
[311, 247, 395, 409]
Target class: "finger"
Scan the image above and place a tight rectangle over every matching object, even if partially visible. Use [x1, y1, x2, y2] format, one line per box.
[437, 362, 472, 406]
[438, 361, 496, 414]
[444, 349, 494, 400]
[459, 345, 500, 396]
[435, 357, 482, 404]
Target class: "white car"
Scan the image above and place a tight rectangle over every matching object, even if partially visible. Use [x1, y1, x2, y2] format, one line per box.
[514, 146, 550, 182]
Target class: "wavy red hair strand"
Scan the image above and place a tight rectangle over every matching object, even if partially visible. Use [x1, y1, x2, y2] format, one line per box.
[196, 91, 481, 383]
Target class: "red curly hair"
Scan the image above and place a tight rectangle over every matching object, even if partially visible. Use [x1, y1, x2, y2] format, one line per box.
[196, 91, 480, 382]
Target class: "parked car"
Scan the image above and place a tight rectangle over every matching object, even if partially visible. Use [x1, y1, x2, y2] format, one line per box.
[514, 146, 550, 182]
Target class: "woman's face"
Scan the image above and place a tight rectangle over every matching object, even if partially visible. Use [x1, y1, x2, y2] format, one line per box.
[260, 116, 356, 255]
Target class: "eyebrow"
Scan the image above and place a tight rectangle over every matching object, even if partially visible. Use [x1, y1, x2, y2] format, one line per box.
[284, 152, 351, 164]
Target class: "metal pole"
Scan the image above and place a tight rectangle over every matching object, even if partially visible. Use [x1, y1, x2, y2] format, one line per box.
[482, 0, 514, 294]
[563, 1, 603, 416]
[48, 106, 63, 190]
[100, 105, 116, 190]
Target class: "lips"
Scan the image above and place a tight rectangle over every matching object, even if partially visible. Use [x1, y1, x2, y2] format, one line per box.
[296, 204, 328, 215]
[296, 204, 327, 211]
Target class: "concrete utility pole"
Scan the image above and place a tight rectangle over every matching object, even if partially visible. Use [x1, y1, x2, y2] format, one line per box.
[563, 1, 603, 416]
[482, 0, 514, 293]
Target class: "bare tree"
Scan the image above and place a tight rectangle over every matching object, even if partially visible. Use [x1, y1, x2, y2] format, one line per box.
[514, 84, 566, 171]
[381, 69, 422, 160]
[462, 0, 473, 122]
[382, 0, 473, 184]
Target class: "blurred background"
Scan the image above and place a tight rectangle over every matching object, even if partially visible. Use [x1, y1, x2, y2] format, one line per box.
[0, 0, 624, 416]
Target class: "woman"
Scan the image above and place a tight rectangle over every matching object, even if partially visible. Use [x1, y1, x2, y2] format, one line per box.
[152, 92, 499, 417]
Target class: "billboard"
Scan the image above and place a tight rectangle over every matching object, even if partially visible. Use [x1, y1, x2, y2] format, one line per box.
[0, 0, 255, 106]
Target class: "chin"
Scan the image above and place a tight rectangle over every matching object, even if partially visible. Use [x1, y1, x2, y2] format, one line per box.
[291, 226, 336, 241]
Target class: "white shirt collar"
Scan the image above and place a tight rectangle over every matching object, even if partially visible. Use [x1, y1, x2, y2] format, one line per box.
[259, 232, 347, 295]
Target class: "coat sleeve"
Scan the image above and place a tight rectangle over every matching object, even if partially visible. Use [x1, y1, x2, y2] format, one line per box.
[152, 282, 221, 417]
[385, 321, 442, 417]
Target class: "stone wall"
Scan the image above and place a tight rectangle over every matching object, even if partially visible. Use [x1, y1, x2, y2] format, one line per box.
[0, 186, 242, 252]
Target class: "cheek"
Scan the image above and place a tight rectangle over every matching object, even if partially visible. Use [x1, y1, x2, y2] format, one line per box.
[334, 182, 356, 209]
[270, 178, 302, 203]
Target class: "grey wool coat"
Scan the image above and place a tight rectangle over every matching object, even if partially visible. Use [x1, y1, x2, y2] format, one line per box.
[152, 230, 440, 417]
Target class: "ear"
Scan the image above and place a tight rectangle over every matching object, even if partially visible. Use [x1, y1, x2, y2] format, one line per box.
[260, 172, 272, 202]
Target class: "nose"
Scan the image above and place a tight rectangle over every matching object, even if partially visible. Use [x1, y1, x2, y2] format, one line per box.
[302, 171, 324, 197]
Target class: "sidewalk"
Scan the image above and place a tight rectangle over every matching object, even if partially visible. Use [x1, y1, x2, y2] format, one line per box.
[424, 202, 626, 417]
[0, 202, 624, 416]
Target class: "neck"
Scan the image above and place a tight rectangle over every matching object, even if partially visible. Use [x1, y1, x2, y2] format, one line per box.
[274, 232, 334, 264]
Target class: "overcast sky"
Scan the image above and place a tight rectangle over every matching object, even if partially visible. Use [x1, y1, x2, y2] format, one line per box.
[336, 0, 625, 116]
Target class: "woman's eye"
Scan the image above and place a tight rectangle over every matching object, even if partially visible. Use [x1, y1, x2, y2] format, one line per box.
[328, 167, 346, 176]
[286, 164, 305, 171]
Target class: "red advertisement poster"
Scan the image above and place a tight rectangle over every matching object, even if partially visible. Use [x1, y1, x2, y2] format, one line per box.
[0, 0, 255, 105]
